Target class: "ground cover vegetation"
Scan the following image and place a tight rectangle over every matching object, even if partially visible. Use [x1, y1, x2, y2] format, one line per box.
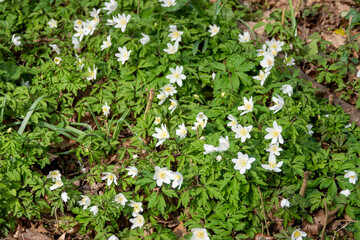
[0, 0, 360, 239]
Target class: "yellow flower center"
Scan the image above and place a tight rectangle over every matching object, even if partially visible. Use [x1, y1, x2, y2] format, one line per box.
[239, 158, 247, 167]
[239, 128, 247, 136]
[120, 19, 126, 25]
[267, 59, 273, 66]
[245, 102, 252, 110]
[271, 130, 279, 138]
[196, 232, 205, 238]
[269, 162, 276, 168]
[294, 231, 301, 237]
[174, 73, 180, 79]
[231, 120, 236, 126]
[350, 175, 355, 179]
[108, 174, 114, 180]
[159, 172, 166, 179]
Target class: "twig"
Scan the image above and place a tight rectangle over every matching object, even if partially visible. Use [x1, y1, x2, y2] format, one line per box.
[257, 187, 270, 236]
[299, 171, 311, 197]
[320, 202, 328, 240]
[144, 89, 155, 120]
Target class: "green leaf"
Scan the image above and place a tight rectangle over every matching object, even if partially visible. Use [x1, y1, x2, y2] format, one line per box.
[18, 94, 46, 135]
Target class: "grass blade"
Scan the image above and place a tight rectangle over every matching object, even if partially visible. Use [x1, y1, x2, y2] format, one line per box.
[0, 94, 6, 124]
[85, 102, 103, 134]
[18, 94, 46, 135]
[237, 18, 256, 40]
[112, 108, 130, 143]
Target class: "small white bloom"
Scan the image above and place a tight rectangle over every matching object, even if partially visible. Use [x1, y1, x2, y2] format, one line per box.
[74, 19, 83, 28]
[340, 189, 351, 197]
[49, 44, 60, 55]
[78, 195, 91, 210]
[280, 198, 291, 208]
[50, 178, 63, 191]
[86, 65, 97, 81]
[238, 31, 251, 43]
[103, 0, 117, 15]
[164, 41, 179, 54]
[284, 53, 295, 66]
[281, 84, 293, 97]
[212, 72, 216, 81]
[101, 35, 112, 51]
[169, 98, 178, 114]
[157, 92, 167, 105]
[232, 152, 255, 174]
[344, 123, 352, 129]
[90, 8, 101, 17]
[215, 136, 230, 152]
[344, 170, 358, 184]
[152, 124, 170, 147]
[129, 201, 143, 217]
[325, 114, 329, 118]
[238, 96, 254, 115]
[168, 28, 183, 42]
[89, 206, 98, 216]
[101, 172, 118, 186]
[266, 142, 283, 156]
[307, 124, 314, 135]
[130, 214, 145, 229]
[291, 229, 307, 240]
[153, 166, 173, 187]
[48, 19, 57, 28]
[260, 52, 275, 71]
[113, 13, 131, 32]
[216, 155, 222, 162]
[113, 193, 127, 206]
[133, 154, 139, 159]
[61, 192, 69, 203]
[126, 166, 138, 178]
[200, 136, 206, 140]
[257, 44, 267, 57]
[191, 228, 210, 240]
[356, 69, 360, 78]
[209, 24, 220, 37]
[266, 38, 284, 56]
[154, 117, 161, 125]
[176, 123, 187, 139]
[72, 36, 80, 49]
[261, 159, 283, 172]
[102, 102, 110, 117]
[47, 170, 61, 182]
[161, 0, 176, 7]
[166, 66, 186, 87]
[161, 84, 177, 97]
[253, 70, 270, 86]
[75, 56, 84, 70]
[54, 57, 61, 65]
[170, 171, 183, 189]
[265, 121, 284, 144]
[108, 235, 119, 240]
[269, 94, 284, 114]
[233, 124, 252, 143]
[203, 144, 216, 154]
[227, 114, 238, 130]
[115, 46, 131, 65]
[74, 27, 86, 41]
[140, 33, 150, 45]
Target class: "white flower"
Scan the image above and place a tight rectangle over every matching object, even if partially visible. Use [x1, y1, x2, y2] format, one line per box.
[209, 24, 220, 37]
[164, 41, 179, 54]
[157, 92, 167, 105]
[103, 0, 117, 15]
[153, 166, 173, 187]
[102, 102, 110, 117]
[238, 96, 254, 115]
[113, 193, 127, 206]
[72, 36, 80, 49]
[133, 154, 139, 159]
[281, 84, 293, 97]
[344, 123, 352, 129]
[54, 57, 62, 65]
[260, 52, 275, 71]
[280, 198, 291, 208]
[307, 124, 314, 135]
[90, 8, 101, 17]
[166, 66, 186, 87]
[212, 72, 216, 81]
[74, 27, 85, 41]
[238, 31, 251, 43]
[176, 123, 187, 139]
[233, 124, 252, 143]
[169, 98, 178, 114]
[257, 44, 267, 57]
[344, 170, 358, 184]
[126, 166, 138, 178]
[232, 152, 255, 174]
[261, 159, 283, 172]
[203, 144, 216, 154]
[75, 56, 84, 70]
[161, 0, 176, 7]
[61, 192, 69, 203]
[266, 142, 283, 156]
[265, 121, 284, 144]
[227, 114, 238, 130]
[170, 172, 183, 189]
[191, 228, 210, 240]
[357, 69, 360, 78]
[140, 33, 150, 45]
[129, 200, 143, 217]
[284, 53, 295, 66]
[216, 155, 222, 162]
[269, 94, 284, 114]
[108, 235, 119, 240]
[78, 195, 91, 210]
[200, 136, 206, 140]
[50, 179, 63, 190]
[215, 136, 230, 152]
[340, 189, 351, 197]
[266, 38, 284, 56]
[291, 229, 307, 240]
[47, 170, 61, 182]
[154, 116, 161, 125]
[74, 19, 83, 28]
[253, 70, 270, 86]
[168, 28, 183, 42]
[115, 46, 131, 65]
[101, 172, 118, 186]
[152, 124, 170, 147]
[113, 14, 131, 32]
[49, 44, 60, 54]
[86, 66, 97, 81]
[101, 35, 112, 51]
[161, 84, 177, 97]
[130, 214, 145, 229]
[48, 19, 57, 28]
[192, 112, 208, 131]
[89, 206, 98, 216]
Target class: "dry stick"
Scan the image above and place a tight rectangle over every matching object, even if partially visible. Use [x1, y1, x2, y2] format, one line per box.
[144, 89, 155, 120]
[257, 187, 270, 236]
[320, 202, 329, 240]
[300, 171, 311, 197]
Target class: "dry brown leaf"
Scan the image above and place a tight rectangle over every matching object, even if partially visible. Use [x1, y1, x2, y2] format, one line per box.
[58, 233, 66, 240]
[173, 221, 187, 239]
[254, 233, 275, 240]
[21, 229, 53, 240]
[321, 32, 346, 49]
